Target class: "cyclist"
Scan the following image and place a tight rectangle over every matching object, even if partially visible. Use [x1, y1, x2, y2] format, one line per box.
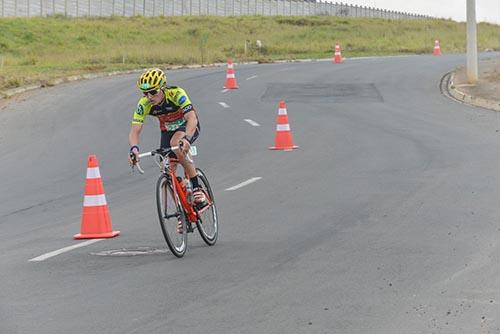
[128, 68, 207, 210]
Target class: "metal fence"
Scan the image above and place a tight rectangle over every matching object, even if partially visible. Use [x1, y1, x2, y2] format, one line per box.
[0, 0, 430, 19]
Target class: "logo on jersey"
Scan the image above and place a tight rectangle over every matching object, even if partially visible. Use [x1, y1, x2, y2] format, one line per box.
[178, 96, 187, 105]
[182, 104, 193, 113]
[136, 104, 145, 115]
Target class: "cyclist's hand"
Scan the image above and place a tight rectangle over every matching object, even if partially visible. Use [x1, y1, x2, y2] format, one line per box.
[179, 138, 191, 154]
[128, 147, 139, 166]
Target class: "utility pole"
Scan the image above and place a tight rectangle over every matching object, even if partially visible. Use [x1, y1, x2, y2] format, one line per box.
[466, 0, 478, 83]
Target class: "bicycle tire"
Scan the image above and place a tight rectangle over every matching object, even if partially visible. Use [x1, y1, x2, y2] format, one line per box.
[195, 168, 218, 246]
[156, 174, 187, 258]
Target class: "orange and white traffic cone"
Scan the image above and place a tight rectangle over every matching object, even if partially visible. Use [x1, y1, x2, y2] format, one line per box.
[269, 100, 299, 151]
[223, 59, 239, 89]
[433, 39, 442, 56]
[74, 155, 119, 239]
[333, 43, 343, 64]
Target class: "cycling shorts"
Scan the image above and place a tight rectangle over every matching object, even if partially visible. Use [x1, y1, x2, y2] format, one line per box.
[160, 127, 200, 159]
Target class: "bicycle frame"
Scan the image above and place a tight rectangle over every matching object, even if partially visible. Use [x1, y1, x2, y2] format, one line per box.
[135, 145, 218, 255]
[136, 146, 199, 223]
[167, 167, 198, 223]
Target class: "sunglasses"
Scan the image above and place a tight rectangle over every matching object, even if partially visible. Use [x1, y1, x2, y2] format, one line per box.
[143, 89, 160, 96]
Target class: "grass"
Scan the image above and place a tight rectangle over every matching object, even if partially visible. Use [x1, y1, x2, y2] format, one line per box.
[0, 15, 499, 92]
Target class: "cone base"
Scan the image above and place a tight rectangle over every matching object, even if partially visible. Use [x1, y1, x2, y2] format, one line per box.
[269, 145, 299, 151]
[74, 230, 120, 239]
[224, 78, 239, 89]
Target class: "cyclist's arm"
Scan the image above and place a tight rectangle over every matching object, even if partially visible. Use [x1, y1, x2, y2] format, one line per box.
[129, 123, 143, 148]
[129, 100, 148, 155]
[183, 110, 198, 140]
[128, 123, 142, 165]
[172, 87, 197, 149]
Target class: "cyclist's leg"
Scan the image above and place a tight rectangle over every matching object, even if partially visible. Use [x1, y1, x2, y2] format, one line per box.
[170, 128, 207, 208]
[170, 127, 199, 179]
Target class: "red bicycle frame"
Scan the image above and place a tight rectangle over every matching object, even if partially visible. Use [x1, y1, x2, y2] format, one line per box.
[168, 168, 198, 223]
[135, 146, 211, 223]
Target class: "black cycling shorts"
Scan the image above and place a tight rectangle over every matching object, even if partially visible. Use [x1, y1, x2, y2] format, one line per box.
[160, 126, 200, 158]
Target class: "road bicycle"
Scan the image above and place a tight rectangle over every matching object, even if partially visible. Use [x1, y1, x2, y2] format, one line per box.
[132, 145, 218, 257]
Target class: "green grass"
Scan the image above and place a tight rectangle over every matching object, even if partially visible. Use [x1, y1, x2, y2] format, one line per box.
[0, 15, 499, 91]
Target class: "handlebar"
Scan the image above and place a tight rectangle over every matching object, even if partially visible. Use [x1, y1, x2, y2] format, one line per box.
[132, 145, 195, 175]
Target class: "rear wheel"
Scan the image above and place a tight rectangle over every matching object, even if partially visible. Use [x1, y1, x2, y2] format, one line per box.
[156, 175, 187, 257]
[195, 169, 218, 246]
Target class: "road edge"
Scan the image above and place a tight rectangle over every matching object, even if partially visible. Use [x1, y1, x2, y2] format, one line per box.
[447, 71, 500, 112]
[6, 54, 497, 113]
[0, 63, 228, 100]
[0, 56, 415, 101]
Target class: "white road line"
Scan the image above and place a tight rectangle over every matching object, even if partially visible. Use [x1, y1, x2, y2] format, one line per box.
[225, 177, 262, 191]
[244, 119, 260, 127]
[221, 89, 229, 93]
[219, 102, 230, 108]
[246, 75, 258, 80]
[29, 239, 102, 262]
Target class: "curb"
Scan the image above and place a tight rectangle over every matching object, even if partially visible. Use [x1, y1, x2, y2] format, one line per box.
[0, 62, 242, 100]
[0, 69, 140, 100]
[0, 55, 409, 100]
[1, 55, 492, 107]
[447, 71, 500, 112]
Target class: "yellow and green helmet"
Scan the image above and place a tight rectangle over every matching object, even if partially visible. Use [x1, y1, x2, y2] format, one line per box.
[137, 68, 167, 92]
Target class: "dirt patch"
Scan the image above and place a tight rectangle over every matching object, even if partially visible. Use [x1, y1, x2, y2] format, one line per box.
[452, 56, 500, 107]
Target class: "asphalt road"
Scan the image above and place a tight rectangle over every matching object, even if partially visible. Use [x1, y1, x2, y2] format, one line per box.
[2, 53, 500, 334]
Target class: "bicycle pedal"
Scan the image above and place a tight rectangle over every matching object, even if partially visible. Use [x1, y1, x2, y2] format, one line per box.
[187, 223, 196, 233]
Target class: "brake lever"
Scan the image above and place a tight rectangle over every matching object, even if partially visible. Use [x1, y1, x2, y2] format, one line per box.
[129, 152, 145, 174]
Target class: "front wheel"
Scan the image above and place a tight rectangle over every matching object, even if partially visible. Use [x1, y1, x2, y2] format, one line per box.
[195, 168, 218, 246]
[156, 175, 187, 258]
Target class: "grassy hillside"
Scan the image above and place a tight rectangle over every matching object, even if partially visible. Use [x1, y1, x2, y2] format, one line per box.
[0, 15, 499, 92]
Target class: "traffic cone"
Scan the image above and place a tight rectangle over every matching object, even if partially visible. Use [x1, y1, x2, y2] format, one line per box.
[269, 100, 299, 151]
[74, 155, 119, 239]
[223, 59, 239, 89]
[333, 43, 343, 64]
[433, 39, 442, 56]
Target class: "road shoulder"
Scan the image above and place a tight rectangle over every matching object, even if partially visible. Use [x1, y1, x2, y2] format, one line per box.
[448, 56, 500, 112]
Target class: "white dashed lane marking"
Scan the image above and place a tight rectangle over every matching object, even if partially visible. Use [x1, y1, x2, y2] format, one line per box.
[219, 102, 230, 108]
[246, 75, 258, 80]
[225, 177, 262, 191]
[29, 239, 103, 262]
[244, 119, 260, 127]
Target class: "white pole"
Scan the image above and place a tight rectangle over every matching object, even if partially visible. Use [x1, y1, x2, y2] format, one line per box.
[466, 0, 478, 83]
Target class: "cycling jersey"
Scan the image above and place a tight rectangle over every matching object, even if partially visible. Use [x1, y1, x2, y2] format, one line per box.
[132, 86, 198, 132]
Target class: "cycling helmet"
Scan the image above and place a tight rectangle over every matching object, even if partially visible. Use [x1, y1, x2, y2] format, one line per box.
[137, 68, 167, 92]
